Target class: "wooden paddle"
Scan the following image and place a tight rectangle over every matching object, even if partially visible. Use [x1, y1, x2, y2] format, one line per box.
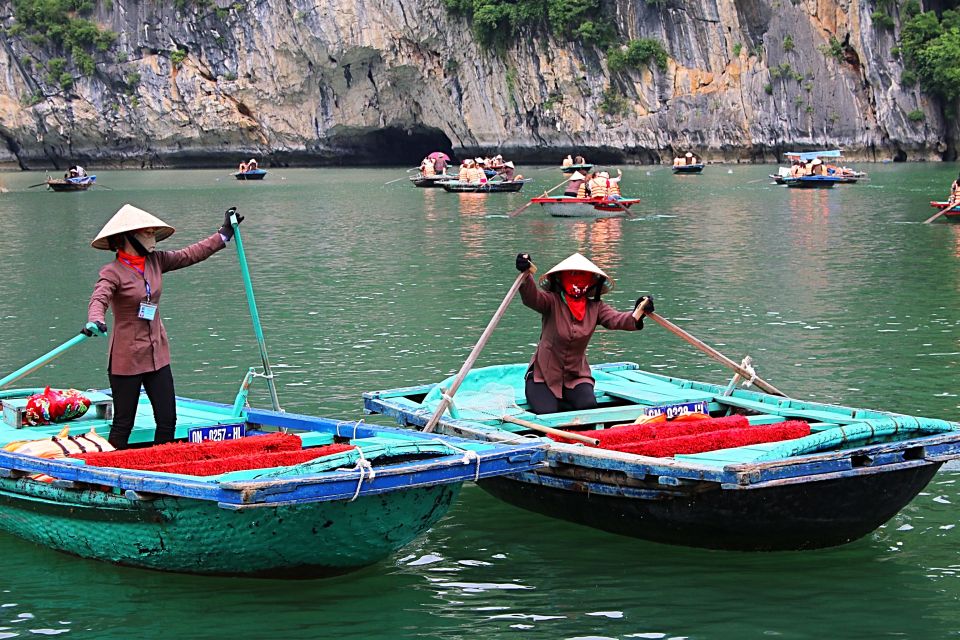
[26, 182, 49, 188]
[384, 169, 417, 186]
[0, 323, 103, 389]
[500, 415, 600, 445]
[645, 311, 788, 397]
[508, 178, 569, 218]
[924, 202, 957, 224]
[423, 264, 537, 432]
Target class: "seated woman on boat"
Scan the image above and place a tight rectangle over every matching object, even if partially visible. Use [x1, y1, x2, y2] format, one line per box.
[458, 159, 471, 182]
[500, 161, 516, 181]
[420, 157, 436, 177]
[562, 155, 574, 168]
[949, 172, 960, 206]
[514, 252, 654, 414]
[467, 161, 486, 184]
[247, 158, 259, 171]
[576, 172, 593, 198]
[588, 172, 609, 198]
[564, 171, 587, 196]
[238, 161, 248, 173]
[84, 204, 244, 449]
[574, 154, 587, 165]
[672, 155, 683, 167]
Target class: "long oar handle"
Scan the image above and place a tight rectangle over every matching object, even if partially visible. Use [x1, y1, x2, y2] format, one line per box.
[645, 312, 788, 397]
[231, 212, 282, 412]
[923, 206, 951, 224]
[501, 415, 600, 445]
[508, 178, 568, 217]
[423, 266, 536, 432]
[0, 323, 103, 389]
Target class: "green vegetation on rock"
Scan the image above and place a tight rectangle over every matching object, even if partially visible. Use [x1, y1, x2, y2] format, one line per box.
[607, 38, 668, 72]
[899, 7, 960, 101]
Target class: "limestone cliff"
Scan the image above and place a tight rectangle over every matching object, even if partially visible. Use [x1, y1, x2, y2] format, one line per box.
[0, 0, 954, 168]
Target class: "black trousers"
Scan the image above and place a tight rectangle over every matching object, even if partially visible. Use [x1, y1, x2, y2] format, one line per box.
[524, 378, 598, 415]
[108, 365, 177, 449]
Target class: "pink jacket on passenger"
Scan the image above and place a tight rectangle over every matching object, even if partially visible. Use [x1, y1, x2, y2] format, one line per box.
[87, 233, 225, 375]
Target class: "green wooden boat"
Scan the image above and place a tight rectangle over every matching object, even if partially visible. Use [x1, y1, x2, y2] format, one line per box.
[0, 385, 544, 577]
[364, 362, 960, 550]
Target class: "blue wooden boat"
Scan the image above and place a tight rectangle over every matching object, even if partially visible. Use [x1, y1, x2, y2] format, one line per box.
[233, 169, 267, 181]
[46, 175, 96, 191]
[0, 383, 545, 576]
[410, 173, 457, 188]
[363, 362, 960, 550]
[561, 163, 593, 174]
[783, 175, 841, 188]
[672, 164, 704, 174]
[440, 179, 530, 193]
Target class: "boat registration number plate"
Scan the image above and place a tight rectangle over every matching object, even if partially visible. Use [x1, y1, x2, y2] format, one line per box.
[187, 424, 246, 443]
[644, 401, 708, 419]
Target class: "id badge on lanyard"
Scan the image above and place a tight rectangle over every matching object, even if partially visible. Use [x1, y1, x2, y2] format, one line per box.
[138, 301, 158, 320]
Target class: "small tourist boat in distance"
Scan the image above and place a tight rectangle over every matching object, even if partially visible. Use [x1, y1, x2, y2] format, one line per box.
[929, 201, 960, 220]
[46, 175, 96, 191]
[561, 163, 593, 175]
[673, 152, 704, 174]
[363, 361, 960, 551]
[771, 150, 864, 184]
[783, 175, 842, 188]
[0, 382, 545, 576]
[530, 196, 640, 218]
[410, 173, 457, 188]
[233, 168, 267, 181]
[440, 179, 530, 193]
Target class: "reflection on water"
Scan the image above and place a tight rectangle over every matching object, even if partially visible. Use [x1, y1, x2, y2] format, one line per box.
[0, 164, 958, 638]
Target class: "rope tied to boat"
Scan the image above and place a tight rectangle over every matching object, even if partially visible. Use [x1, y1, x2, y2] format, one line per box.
[333, 418, 366, 441]
[348, 447, 375, 502]
[431, 438, 481, 481]
[739, 356, 757, 388]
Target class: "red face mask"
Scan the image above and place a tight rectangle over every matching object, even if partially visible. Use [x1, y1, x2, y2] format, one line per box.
[558, 271, 598, 321]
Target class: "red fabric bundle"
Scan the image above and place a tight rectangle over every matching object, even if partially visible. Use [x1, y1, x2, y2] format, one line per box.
[73, 432, 303, 469]
[609, 421, 811, 457]
[553, 415, 750, 446]
[128, 444, 356, 476]
[24, 387, 91, 426]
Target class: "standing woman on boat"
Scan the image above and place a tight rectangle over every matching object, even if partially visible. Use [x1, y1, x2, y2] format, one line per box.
[84, 204, 244, 449]
[514, 252, 654, 414]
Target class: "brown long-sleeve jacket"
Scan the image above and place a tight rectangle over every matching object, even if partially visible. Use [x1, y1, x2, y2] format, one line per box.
[519, 273, 641, 398]
[87, 232, 225, 375]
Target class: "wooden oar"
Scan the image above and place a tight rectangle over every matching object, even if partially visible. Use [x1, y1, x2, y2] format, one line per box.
[384, 169, 418, 185]
[26, 182, 48, 189]
[230, 209, 282, 411]
[501, 415, 600, 445]
[0, 323, 103, 389]
[924, 202, 957, 224]
[645, 311, 788, 397]
[508, 178, 569, 218]
[423, 264, 537, 432]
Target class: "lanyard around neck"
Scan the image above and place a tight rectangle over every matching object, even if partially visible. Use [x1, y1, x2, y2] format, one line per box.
[117, 255, 152, 301]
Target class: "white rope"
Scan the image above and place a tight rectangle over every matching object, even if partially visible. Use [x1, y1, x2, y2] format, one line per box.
[430, 439, 482, 481]
[349, 447, 375, 502]
[739, 356, 758, 388]
[250, 370, 274, 380]
[333, 418, 365, 440]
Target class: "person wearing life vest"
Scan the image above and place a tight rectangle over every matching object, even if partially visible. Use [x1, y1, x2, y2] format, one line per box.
[948, 172, 960, 207]
[589, 172, 610, 199]
[420, 157, 436, 177]
[514, 252, 654, 414]
[606, 169, 623, 197]
[84, 204, 245, 449]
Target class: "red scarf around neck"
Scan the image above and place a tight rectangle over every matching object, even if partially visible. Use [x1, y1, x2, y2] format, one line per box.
[558, 271, 597, 321]
[117, 250, 146, 272]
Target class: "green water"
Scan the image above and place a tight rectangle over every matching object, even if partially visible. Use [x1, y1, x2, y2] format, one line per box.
[0, 164, 958, 638]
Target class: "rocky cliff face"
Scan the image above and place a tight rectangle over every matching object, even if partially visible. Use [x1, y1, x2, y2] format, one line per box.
[0, 0, 954, 169]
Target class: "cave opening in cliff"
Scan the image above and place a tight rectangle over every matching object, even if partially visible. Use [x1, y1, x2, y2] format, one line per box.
[326, 126, 453, 166]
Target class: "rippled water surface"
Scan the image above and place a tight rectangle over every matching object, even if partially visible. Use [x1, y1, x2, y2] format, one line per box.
[0, 163, 958, 638]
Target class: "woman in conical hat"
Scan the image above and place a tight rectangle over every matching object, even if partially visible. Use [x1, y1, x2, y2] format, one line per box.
[85, 203, 245, 449]
[514, 252, 654, 414]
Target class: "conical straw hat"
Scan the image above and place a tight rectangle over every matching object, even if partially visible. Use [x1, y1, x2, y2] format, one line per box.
[91, 204, 175, 250]
[569, 171, 586, 180]
[539, 253, 614, 294]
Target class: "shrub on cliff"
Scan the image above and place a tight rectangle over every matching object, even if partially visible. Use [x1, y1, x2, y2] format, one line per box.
[900, 9, 960, 101]
[444, 0, 612, 48]
[607, 38, 669, 72]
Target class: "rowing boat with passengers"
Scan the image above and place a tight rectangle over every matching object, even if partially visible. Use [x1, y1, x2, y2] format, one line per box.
[363, 322, 960, 550]
[530, 196, 640, 218]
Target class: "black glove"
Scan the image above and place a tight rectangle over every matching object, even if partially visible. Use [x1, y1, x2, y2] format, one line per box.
[634, 295, 655, 315]
[81, 321, 108, 337]
[219, 207, 244, 240]
[516, 253, 532, 272]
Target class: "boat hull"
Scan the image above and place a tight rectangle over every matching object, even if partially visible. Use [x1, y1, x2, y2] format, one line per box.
[532, 197, 639, 218]
[441, 180, 527, 193]
[672, 164, 704, 174]
[410, 174, 456, 188]
[930, 201, 960, 219]
[0, 475, 459, 577]
[234, 170, 267, 180]
[480, 462, 940, 550]
[47, 177, 95, 191]
[561, 163, 593, 174]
